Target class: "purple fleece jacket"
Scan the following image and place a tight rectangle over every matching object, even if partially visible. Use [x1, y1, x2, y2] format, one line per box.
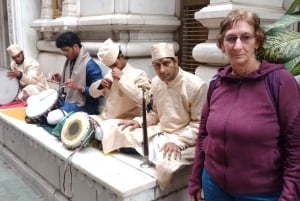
[188, 60, 300, 200]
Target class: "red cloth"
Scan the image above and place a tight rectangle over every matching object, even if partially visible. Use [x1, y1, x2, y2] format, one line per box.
[0, 100, 26, 109]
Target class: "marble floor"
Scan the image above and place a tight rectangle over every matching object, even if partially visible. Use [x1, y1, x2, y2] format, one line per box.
[0, 154, 45, 201]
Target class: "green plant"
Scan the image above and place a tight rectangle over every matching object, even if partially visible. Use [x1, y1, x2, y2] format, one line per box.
[257, 0, 300, 75]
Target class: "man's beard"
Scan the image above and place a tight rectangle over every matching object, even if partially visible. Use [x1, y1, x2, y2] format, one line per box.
[16, 58, 24, 65]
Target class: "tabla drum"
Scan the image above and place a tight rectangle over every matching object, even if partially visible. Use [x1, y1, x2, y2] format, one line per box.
[52, 111, 74, 139]
[0, 68, 19, 105]
[25, 89, 60, 124]
[61, 112, 95, 150]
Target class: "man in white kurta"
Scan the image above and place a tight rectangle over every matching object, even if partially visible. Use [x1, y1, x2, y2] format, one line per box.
[103, 43, 208, 190]
[88, 38, 151, 139]
[6, 44, 49, 100]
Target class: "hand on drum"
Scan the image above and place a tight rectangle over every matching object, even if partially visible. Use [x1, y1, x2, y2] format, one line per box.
[118, 120, 141, 131]
[7, 69, 21, 79]
[161, 142, 181, 161]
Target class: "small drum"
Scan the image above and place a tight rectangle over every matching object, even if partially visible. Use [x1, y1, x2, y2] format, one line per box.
[52, 111, 74, 139]
[0, 68, 19, 105]
[61, 112, 95, 150]
[25, 89, 60, 123]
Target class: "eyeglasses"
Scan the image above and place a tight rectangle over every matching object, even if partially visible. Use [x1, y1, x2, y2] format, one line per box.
[224, 34, 255, 44]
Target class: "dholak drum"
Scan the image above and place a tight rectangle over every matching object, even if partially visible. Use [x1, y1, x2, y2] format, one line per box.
[52, 111, 74, 139]
[25, 89, 60, 123]
[61, 112, 95, 150]
[0, 68, 19, 105]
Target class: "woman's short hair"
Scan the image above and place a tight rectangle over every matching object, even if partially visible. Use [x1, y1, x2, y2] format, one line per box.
[216, 9, 265, 50]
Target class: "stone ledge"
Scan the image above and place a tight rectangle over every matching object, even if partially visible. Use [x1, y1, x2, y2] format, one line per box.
[31, 14, 180, 33]
[0, 113, 190, 201]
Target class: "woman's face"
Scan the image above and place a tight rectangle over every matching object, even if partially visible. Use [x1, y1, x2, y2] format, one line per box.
[222, 20, 259, 67]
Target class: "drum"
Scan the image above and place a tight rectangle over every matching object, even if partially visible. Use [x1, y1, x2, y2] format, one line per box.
[61, 112, 95, 150]
[25, 89, 60, 123]
[0, 68, 19, 105]
[52, 111, 74, 139]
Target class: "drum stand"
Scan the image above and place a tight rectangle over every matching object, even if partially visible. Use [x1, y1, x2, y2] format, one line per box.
[138, 85, 154, 168]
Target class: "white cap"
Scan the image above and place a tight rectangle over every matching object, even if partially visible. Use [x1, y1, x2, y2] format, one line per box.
[151, 43, 175, 61]
[7, 44, 23, 57]
[97, 38, 119, 67]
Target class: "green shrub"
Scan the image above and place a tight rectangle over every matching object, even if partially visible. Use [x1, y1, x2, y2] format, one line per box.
[257, 0, 300, 75]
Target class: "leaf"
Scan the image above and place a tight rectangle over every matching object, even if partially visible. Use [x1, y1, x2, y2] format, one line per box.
[258, 27, 300, 75]
[264, 12, 300, 32]
[259, 0, 300, 75]
[286, 0, 300, 14]
[285, 57, 300, 74]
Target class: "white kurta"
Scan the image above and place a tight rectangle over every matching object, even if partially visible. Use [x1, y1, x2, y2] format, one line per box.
[100, 68, 208, 190]
[10, 56, 49, 99]
[89, 63, 151, 120]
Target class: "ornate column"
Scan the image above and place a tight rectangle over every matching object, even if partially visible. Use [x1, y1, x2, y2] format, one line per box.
[41, 0, 53, 19]
[62, 0, 79, 17]
[193, 0, 285, 82]
[31, 0, 54, 39]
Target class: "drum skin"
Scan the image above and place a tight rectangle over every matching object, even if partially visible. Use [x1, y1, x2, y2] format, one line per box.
[61, 112, 93, 150]
[25, 89, 59, 123]
[0, 68, 19, 105]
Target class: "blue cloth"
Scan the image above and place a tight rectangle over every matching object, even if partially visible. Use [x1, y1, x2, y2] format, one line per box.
[61, 59, 103, 114]
[202, 168, 280, 201]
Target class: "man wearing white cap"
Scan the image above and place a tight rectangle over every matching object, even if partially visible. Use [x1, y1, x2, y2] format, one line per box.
[106, 42, 208, 190]
[6, 44, 49, 100]
[87, 38, 150, 140]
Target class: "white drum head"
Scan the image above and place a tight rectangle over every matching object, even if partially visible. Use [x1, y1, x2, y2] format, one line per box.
[0, 69, 19, 105]
[26, 89, 58, 118]
[61, 112, 92, 149]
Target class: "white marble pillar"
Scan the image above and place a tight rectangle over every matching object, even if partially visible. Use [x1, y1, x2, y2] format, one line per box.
[115, 0, 129, 13]
[41, 0, 53, 19]
[193, 0, 286, 82]
[62, 0, 79, 17]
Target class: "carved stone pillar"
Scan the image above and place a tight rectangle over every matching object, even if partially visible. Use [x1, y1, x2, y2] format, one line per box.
[41, 0, 53, 19]
[193, 0, 285, 82]
[62, 0, 79, 17]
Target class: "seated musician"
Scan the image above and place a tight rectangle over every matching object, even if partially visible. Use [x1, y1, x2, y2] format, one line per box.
[88, 38, 151, 140]
[101, 43, 208, 190]
[46, 31, 103, 125]
[6, 44, 49, 101]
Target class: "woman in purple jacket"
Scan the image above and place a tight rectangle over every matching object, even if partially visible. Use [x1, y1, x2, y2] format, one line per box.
[188, 9, 300, 201]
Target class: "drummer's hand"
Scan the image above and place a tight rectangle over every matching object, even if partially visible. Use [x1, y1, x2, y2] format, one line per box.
[101, 78, 112, 89]
[7, 69, 21, 78]
[111, 67, 123, 80]
[118, 120, 141, 131]
[63, 79, 82, 90]
[161, 142, 181, 161]
[51, 73, 61, 82]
